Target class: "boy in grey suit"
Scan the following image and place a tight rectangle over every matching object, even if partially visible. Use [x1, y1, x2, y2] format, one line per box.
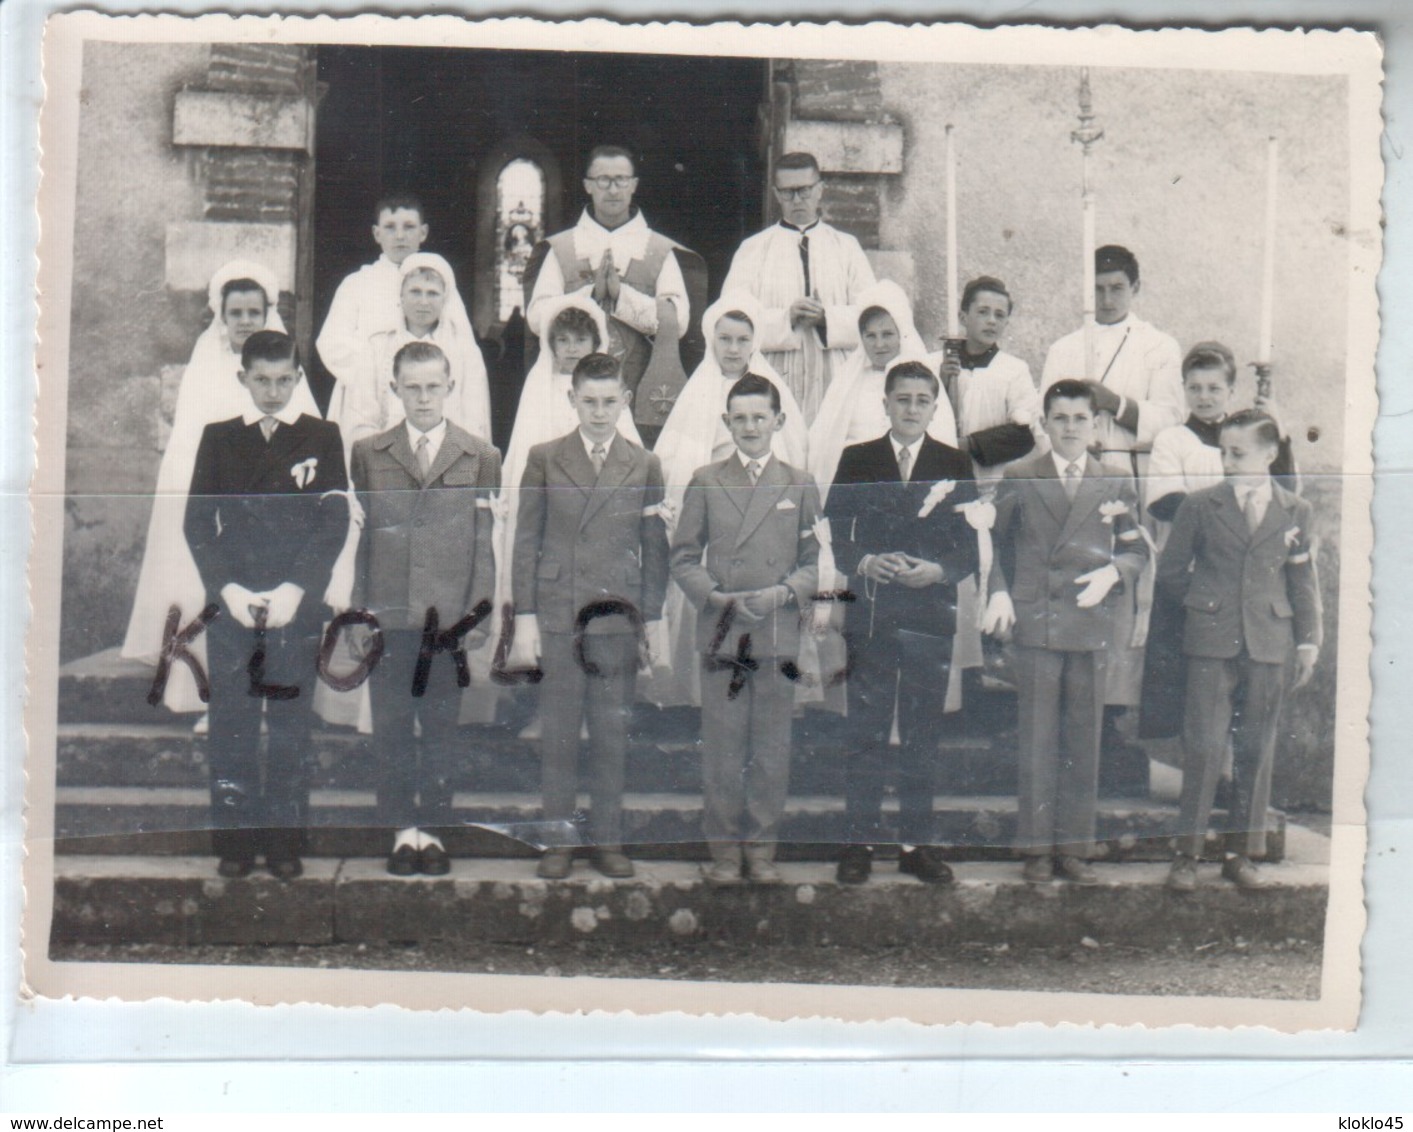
[351, 341, 500, 876]
[1159, 410, 1321, 891]
[984, 379, 1148, 884]
[511, 352, 670, 880]
[671, 373, 821, 885]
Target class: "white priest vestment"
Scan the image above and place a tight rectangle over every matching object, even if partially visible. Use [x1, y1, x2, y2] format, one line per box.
[723, 221, 876, 426]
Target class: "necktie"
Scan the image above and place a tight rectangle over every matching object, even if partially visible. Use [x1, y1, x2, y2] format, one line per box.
[415, 434, 431, 479]
[1243, 488, 1263, 533]
[1064, 460, 1081, 501]
[748, 459, 762, 486]
[798, 233, 811, 295]
[591, 444, 607, 477]
[259, 416, 277, 442]
[896, 445, 912, 483]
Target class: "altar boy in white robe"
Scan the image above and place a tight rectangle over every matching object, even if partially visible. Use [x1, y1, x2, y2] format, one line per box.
[1040, 244, 1184, 792]
[317, 194, 435, 429]
[722, 152, 876, 425]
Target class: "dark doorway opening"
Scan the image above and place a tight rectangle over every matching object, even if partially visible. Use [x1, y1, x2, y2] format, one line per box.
[311, 45, 768, 418]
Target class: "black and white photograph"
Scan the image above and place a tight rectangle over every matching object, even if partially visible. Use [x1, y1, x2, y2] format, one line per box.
[23, 12, 1378, 1030]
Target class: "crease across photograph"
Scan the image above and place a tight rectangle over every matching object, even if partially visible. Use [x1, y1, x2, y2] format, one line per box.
[24, 12, 1380, 1030]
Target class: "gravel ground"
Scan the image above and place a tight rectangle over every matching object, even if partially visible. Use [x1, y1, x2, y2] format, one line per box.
[51, 937, 1322, 1000]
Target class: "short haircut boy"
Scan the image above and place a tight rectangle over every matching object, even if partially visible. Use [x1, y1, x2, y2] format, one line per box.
[884, 360, 940, 396]
[1095, 244, 1140, 284]
[241, 328, 299, 372]
[571, 351, 623, 388]
[961, 275, 1013, 313]
[1043, 377, 1097, 414]
[1183, 340, 1238, 384]
[726, 371, 780, 412]
[393, 339, 450, 378]
[376, 192, 426, 222]
[1220, 408, 1282, 449]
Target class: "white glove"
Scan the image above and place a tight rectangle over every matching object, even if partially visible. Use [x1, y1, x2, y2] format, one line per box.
[260, 582, 305, 629]
[1075, 564, 1121, 609]
[508, 612, 542, 669]
[644, 619, 669, 670]
[220, 583, 267, 629]
[982, 590, 1015, 636]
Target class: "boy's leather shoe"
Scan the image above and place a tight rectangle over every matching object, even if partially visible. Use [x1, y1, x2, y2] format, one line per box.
[537, 848, 573, 880]
[835, 844, 873, 885]
[419, 842, 451, 876]
[387, 844, 419, 877]
[1167, 856, 1198, 892]
[1055, 856, 1098, 885]
[591, 849, 635, 878]
[899, 845, 955, 885]
[1221, 855, 1263, 890]
[267, 856, 303, 882]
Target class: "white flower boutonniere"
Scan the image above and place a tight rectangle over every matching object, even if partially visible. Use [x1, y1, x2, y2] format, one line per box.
[918, 480, 957, 518]
[956, 499, 996, 531]
[1099, 499, 1130, 525]
[291, 457, 318, 489]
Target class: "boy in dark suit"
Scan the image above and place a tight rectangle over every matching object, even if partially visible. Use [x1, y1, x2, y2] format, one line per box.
[184, 330, 349, 880]
[1159, 410, 1321, 891]
[671, 373, 821, 885]
[351, 341, 501, 877]
[511, 352, 670, 879]
[983, 379, 1148, 884]
[826, 361, 980, 885]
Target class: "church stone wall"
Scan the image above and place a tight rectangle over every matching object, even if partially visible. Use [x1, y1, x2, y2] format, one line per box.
[62, 41, 315, 664]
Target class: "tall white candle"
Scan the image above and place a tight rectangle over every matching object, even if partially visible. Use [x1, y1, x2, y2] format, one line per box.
[945, 124, 959, 338]
[1258, 136, 1279, 364]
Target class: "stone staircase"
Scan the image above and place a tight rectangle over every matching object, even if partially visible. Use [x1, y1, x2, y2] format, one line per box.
[45, 648, 1327, 949]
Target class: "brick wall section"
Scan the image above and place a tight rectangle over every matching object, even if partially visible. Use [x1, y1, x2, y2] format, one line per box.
[204, 150, 301, 221]
[207, 43, 306, 95]
[779, 59, 888, 249]
[200, 46, 309, 224]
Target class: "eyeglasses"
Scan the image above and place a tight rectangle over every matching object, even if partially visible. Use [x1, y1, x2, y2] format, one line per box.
[587, 175, 637, 190]
[774, 182, 820, 200]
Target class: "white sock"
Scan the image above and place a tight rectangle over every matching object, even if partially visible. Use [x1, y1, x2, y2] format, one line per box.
[420, 831, 444, 852]
[394, 827, 420, 852]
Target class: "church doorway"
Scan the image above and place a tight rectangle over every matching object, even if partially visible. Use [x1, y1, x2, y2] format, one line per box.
[310, 45, 769, 419]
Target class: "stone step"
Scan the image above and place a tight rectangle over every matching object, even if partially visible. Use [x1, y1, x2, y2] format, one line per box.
[53, 784, 1287, 862]
[58, 648, 165, 725]
[55, 717, 1027, 797]
[49, 852, 1330, 949]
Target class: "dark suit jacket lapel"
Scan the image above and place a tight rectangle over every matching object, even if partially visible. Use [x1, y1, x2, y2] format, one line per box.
[1058, 454, 1107, 546]
[1250, 485, 1295, 550]
[736, 455, 789, 548]
[1210, 480, 1252, 545]
[580, 434, 636, 527]
[552, 434, 597, 495]
[425, 426, 476, 487]
[380, 425, 425, 486]
[718, 453, 752, 518]
[1028, 453, 1070, 533]
[243, 418, 303, 494]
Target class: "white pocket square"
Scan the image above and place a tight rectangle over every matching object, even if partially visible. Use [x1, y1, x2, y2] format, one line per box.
[776, 499, 797, 511]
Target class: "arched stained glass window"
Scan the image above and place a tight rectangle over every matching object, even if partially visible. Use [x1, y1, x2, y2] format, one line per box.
[495, 158, 545, 323]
